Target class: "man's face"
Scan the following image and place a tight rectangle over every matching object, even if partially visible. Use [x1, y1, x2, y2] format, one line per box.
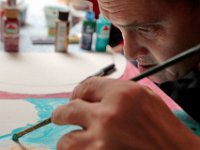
[99, 0, 200, 83]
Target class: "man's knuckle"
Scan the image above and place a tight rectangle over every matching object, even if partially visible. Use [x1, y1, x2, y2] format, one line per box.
[99, 108, 118, 126]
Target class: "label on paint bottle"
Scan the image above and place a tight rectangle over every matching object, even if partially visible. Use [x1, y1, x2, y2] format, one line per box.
[55, 22, 68, 52]
[3, 8, 20, 52]
[95, 14, 111, 52]
[80, 10, 96, 51]
[55, 10, 70, 53]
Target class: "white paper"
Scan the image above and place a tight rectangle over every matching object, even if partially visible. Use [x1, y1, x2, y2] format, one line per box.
[0, 51, 126, 94]
[0, 100, 38, 136]
[0, 140, 49, 150]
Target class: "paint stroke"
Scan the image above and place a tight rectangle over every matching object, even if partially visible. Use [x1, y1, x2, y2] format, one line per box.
[173, 110, 200, 136]
[0, 98, 81, 150]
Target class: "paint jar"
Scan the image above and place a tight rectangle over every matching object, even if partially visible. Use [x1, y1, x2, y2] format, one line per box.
[3, 7, 20, 52]
[80, 10, 96, 51]
[95, 14, 111, 52]
[55, 10, 70, 53]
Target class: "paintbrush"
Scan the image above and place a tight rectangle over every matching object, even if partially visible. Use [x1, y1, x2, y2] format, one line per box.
[12, 63, 116, 142]
[12, 43, 200, 142]
[12, 118, 51, 141]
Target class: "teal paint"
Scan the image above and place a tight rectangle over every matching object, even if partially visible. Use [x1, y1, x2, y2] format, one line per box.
[173, 110, 200, 136]
[95, 14, 111, 52]
[1, 98, 199, 149]
[80, 10, 96, 51]
[0, 98, 81, 149]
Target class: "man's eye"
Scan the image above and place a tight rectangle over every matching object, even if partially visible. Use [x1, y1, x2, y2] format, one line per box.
[137, 27, 151, 32]
[137, 26, 160, 39]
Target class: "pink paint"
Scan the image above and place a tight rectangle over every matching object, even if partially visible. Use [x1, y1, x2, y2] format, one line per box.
[0, 62, 180, 111]
[120, 62, 181, 111]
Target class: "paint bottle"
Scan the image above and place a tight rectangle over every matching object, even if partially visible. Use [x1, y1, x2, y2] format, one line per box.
[3, 7, 20, 52]
[95, 14, 111, 52]
[80, 10, 96, 51]
[55, 10, 70, 53]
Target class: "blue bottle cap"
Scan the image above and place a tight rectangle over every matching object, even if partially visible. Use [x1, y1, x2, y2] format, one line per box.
[86, 10, 95, 21]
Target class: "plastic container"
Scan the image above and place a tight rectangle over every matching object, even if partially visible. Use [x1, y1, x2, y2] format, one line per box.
[80, 10, 96, 50]
[3, 7, 20, 52]
[95, 14, 111, 52]
[55, 10, 70, 53]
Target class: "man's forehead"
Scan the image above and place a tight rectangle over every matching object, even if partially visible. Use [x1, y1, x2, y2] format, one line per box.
[98, 0, 167, 25]
[98, 0, 172, 11]
[98, 0, 162, 8]
[98, 0, 168, 16]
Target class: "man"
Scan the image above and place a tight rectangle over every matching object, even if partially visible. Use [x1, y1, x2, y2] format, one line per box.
[52, 0, 200, 149]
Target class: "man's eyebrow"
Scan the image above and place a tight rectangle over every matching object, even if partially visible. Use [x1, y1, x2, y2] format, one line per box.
[116, 21, 162, 29]
[116, 22, 140, 29]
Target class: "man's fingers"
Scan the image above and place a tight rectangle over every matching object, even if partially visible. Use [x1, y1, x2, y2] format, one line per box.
[57, 130, 89, 150]
[71, 77, 115, 102]
[52, 99, 98, 128]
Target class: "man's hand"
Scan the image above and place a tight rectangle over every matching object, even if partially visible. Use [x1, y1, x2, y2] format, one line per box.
[52, 77, 200, 150]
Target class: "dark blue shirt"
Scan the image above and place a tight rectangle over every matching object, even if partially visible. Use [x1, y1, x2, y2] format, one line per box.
[159, 69, 200, 123]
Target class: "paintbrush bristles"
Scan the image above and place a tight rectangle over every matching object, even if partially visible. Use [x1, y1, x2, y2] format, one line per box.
[12, 118, 51, 142]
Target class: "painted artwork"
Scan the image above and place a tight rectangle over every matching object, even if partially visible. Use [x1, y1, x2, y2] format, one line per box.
[0, 98, 200, 150]
[0, 98, 80, 150]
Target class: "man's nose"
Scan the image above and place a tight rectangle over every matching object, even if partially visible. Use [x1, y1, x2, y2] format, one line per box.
[123, 32, 148, 60]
